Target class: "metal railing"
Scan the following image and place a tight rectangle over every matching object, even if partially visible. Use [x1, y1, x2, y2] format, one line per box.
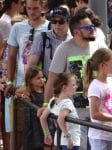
[13, 97, 112, 150]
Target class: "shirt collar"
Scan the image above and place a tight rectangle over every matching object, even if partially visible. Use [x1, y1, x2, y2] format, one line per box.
[51, 29, 68, 40]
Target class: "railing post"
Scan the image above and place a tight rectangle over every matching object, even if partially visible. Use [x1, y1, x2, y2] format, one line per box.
[13, 98, 112, 150]
[56, 124, 62, 150]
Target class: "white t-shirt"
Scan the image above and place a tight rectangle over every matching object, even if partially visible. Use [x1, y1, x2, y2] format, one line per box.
[49, 38, 107, 74]
[95, 28, 106, 44]
[48, 98, 81, 146]
[8, 19, 49, 86]
[88, 79, 112, 141]
[1, 14, 12, 25]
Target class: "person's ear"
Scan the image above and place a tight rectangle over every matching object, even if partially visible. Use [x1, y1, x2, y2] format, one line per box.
[62, 84, 67, 91]
[73, 29, 80, 36]
[99, 62, 106, 69]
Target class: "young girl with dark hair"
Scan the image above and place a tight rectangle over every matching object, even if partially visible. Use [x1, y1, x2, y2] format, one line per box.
[16, 66, 45, 150]
[40, 73, 80, 150]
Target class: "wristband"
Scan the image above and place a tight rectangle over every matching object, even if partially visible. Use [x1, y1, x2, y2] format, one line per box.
[43, 102, 48, 107]
[6, 81, 13, 86]
[43, 129, 50, 136]
[64, 133, 71, 139]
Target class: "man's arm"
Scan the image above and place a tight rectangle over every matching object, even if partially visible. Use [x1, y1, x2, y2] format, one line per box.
[0, 39, 7, 59]
[44, 71, 58, 102]
[7, 45, 18, 81]
[4, 45, 18, 97]
[27, 53, 40, 70]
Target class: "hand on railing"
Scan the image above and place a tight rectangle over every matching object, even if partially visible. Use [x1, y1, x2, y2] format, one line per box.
[14, 85, 30, 99]
[37, 107, 46, 117]
[44, 134, 52, 146]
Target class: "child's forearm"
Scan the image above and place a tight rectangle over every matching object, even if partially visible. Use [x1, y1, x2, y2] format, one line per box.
[41, 120, 50, 136]
[40, 113, 50, 137]
[57, 117, 68, 134]
[40, 117, 48, 130]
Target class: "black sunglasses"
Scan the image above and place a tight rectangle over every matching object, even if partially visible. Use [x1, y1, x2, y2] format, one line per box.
[29, 28, 35, 41]
[51, 19, 66, 25]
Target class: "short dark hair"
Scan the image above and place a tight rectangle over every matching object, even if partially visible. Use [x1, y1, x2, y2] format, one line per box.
[66, 0, 77, 9]
[77, 7, 102, 27]
[69, 11, 88, 36]
[25, 0, 43, 6]
[47, 0, 65, 10]
[76, 0, 88, 4]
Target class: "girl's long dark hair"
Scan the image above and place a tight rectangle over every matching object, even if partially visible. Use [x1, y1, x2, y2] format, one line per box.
[25, 66, 43, 92]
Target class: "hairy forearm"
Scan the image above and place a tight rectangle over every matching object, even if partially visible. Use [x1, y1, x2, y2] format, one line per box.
[92, 111, 112, 121]
[27, 54, 39, 71]
[7, 46, 17, 81]
[44, 80, 54, 102]
[8, 55, 16, 81]
[44, 72, 58, 102]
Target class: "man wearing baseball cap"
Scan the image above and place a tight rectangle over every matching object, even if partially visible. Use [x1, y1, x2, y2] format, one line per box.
[27, 6, 72, 78]
[50, 6, 70, 18]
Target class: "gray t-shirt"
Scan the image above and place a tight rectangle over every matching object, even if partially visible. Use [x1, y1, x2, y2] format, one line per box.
[49, 38, 107, 74]
[50, 38, 107, 93]
[31, 30, 72, 77]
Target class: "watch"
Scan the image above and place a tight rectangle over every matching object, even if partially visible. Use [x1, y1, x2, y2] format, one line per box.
[64, 133, 71, 139]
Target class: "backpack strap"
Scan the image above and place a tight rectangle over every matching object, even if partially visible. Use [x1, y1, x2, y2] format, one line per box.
[41, 32, 47, 70]
[41, 32, 53, 71]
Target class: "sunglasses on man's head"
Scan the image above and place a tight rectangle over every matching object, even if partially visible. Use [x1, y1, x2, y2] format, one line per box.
[29, 28, 35, 41]
[51, 19, 66, 25]
[78, 24, 95, 31]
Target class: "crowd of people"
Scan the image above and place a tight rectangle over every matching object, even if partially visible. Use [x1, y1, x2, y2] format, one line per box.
[0, 0, 112, 150]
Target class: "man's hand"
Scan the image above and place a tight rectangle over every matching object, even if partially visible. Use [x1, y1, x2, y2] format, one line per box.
[37, 106, 46, 117]
[15, 85, 30, 98]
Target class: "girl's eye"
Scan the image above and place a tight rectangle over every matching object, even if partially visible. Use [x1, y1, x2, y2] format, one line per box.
[37, 77, 44, 80]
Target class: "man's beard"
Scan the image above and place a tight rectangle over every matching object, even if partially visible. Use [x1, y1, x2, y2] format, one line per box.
[80, 31, 96, 41]
[83, 36, 95, 41]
